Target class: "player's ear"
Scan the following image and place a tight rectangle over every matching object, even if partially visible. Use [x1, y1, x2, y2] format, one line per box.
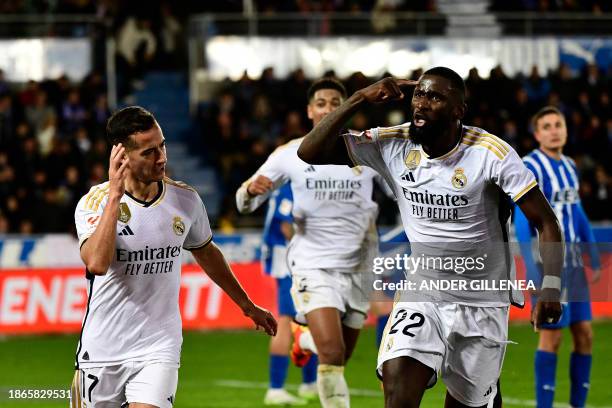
[454, 102, 466, 120]
[306, 103, 314, 120]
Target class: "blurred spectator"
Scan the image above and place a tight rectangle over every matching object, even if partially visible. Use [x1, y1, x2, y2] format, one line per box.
[25, 90, 55, 134]
[116, 16, 157, 96]
[61, 88, 88, 134]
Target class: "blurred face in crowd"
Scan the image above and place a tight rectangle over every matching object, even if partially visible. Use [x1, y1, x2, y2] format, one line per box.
[124, 123, 167, 184]
[409, 74, 464, 145]
[307, 88, 343, 127]
[534, 112, 567, 154]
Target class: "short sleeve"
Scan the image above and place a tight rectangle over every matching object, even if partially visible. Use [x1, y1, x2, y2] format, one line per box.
[74, 185, 108, 248]
[184, 193, 213, 250]
[491, 148, 538, 202]
[342, 128, 386, 175]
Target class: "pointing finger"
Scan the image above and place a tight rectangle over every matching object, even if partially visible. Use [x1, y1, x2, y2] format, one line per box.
[396, 79, 418, 88]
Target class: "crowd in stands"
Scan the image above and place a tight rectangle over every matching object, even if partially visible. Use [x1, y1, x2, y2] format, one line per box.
[0, 62, 610, 233]
[201, 63, 612, 228]
[0, 69, 110, 234]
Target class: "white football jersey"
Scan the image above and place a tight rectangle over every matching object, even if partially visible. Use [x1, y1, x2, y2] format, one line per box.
[236, 137, 381, 271]
[344, 123, 537, 306]
[74, 178, 212, 368]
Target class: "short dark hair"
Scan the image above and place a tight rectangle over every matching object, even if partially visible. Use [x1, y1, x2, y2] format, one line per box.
[422, 66, 466, 102]
[106, 106, 157, 148]
[307, 77, 347, 101]
[531, 105, 564, 131]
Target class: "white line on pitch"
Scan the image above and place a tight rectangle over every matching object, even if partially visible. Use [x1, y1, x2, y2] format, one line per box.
[214, 380, 381, 397]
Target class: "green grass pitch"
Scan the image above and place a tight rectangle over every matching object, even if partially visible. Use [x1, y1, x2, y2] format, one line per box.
[1, 322, 612, 407]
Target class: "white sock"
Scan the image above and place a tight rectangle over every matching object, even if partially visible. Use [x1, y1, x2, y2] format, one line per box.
[317, 364, 350, 408]
[299, 330, 319, 354]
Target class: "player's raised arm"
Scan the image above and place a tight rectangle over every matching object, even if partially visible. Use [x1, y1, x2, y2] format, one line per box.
[516, 187, 564, 328]
[297, 77, 416, 165]
[191, 241, 277, 336]
[79, 143, 129, 275]
[235, 146, 290, 214]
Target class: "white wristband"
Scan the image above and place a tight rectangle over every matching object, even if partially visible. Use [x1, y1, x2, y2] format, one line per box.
[541, 275, 561, 291]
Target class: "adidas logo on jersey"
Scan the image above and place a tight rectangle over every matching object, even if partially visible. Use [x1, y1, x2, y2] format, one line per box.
[167, 395, 174, 404]
[304, 165, 316, 172]
[118, 225, 134, 236]
[483, 385, 492, 397]
[82, 351, 90, 360]
[401, 172, 416, 183]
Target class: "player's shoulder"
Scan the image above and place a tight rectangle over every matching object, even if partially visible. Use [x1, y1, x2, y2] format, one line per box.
[372, 122, 411, 141]
[272, 137, 303, 156]
[461, 125, 513, 161]
[78, 181, 110, 211]
[561, 154, 577, 168]
[163, 177, 199, 196]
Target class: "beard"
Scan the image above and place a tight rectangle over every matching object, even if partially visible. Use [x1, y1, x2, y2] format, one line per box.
[409, 119, 449, 146]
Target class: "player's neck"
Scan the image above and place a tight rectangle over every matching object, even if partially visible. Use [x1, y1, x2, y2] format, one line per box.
[539, 146, 562, 161]
[124, 177, 160, 202]
[422, 121, 461, 159]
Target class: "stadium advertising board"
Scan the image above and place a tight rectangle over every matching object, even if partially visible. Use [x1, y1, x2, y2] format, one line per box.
[0, 233, 610, 334]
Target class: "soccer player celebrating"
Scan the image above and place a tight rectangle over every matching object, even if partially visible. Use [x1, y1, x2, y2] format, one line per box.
[297, 67, 563, 408]
[515, 106, 601, 408]
[71, 106, 276, 408]
[236, 78, 383, 408]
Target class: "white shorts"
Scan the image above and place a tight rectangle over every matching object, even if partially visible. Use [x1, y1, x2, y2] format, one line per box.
[70, 361, 178, 408]
[290, 268, 370, 329]
[377, 302, 510, 407]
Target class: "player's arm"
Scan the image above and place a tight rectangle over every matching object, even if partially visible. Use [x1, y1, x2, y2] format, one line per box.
[516, 187, 564, 327]
[236, 149, 289, 214]
[297, 77, 416, 165]
[513, 205, 542, 285]
[575, 203, 601, 282]
[191, 242, 277, 336]
[80, 144, 128, 276]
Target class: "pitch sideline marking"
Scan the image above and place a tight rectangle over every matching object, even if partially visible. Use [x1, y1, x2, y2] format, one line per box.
[214, 380, 612, 407]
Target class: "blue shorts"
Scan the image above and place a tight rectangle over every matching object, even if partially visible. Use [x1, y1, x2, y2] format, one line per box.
[276, 276, 297, 317]
[539, 302, 592, 329]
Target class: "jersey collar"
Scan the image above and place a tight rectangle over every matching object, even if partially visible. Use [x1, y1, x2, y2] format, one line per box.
[125, 181, 165, 207]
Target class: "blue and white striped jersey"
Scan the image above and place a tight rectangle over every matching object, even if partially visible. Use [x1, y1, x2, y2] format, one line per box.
[514, 149, 600, 270]
[261, 182, 293, 275]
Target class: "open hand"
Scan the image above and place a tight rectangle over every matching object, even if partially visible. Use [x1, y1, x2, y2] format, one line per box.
[109, 143, 128, 200]
[244, 304, 277, 336]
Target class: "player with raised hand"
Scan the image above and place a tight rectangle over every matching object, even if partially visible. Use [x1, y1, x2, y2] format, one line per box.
[298, 67, 563, 407]
[71, 106, 276, 408]
[515, 106, 601, 408]
[236, 78, 385, 408]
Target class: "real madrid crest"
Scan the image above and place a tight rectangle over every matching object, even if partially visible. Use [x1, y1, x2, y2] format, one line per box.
[118, 202, 131, 223]
[451, 168, 468, 189]
[173, 216, 185, 236]
[405, 150, 421, 170]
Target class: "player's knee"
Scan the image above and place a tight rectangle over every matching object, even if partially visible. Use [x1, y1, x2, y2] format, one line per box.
[539, 330, 563, 353]
[573, 326, 593, 353]
[384, 379, 418, 408]
[316, 340, 345, 365]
